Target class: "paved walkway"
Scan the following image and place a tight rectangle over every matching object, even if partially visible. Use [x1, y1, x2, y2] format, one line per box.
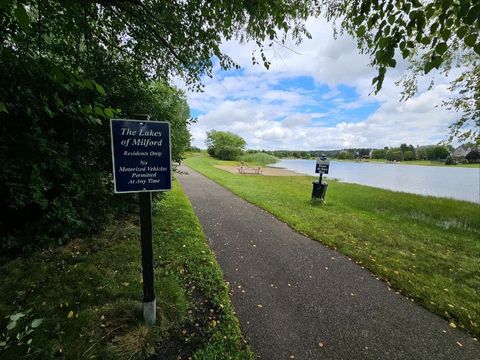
[176, 166, 479, 359]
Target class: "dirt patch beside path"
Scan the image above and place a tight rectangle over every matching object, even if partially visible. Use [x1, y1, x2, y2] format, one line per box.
[214, 165, 303, 176]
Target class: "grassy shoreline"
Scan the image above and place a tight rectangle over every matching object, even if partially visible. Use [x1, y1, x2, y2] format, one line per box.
[0, 181, 252, 359]
[185, 155, 480, 338]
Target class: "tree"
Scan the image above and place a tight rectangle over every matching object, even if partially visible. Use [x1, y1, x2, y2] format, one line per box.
[331, 0, 480, 142]
[371, 149, 387, 159]
[386, 148, 403, 161]
[403, 150, 415, 161]
[433, 146, 451, 160]
[206, 130, 246, 160]
[338, 151, 355, 160]
[466, 150, 480, 163]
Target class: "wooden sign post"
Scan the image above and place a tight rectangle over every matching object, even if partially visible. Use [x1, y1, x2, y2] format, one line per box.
[110, 118, 172, 325]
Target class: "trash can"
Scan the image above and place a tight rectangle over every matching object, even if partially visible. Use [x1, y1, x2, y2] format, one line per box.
[312, 181, 328, 200]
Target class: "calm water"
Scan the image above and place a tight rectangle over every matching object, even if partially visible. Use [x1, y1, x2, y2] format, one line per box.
[270, 159, 480, 204]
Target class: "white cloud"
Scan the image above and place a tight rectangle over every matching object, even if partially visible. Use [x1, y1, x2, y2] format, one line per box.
[182, 17, 460, 150]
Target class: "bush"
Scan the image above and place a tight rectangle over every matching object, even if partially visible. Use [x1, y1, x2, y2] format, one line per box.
[0, 55, 190, 253]
[238, 152, 278, 165]
[445, 156, 456, 165]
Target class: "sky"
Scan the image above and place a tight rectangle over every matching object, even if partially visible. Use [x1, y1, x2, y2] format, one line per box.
[177, 18, 460, 151]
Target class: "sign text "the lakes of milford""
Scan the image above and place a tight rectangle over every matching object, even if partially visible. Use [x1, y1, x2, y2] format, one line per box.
[110, 119, 171, 193]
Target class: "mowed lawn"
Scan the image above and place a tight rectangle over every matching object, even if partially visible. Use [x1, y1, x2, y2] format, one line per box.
[185, 155, 480, 338]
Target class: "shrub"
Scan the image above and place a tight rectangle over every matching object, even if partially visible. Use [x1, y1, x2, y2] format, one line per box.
[238, 152, 278, 165]
[445, 156, 456, 165]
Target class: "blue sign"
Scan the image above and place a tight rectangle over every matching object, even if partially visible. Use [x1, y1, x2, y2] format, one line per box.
[110, 119, 172, 193]
[315, 157, 330, 174]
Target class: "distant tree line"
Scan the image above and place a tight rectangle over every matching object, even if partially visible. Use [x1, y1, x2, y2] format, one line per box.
[202, 130, 478, 166]
[250, 143, 479, 164]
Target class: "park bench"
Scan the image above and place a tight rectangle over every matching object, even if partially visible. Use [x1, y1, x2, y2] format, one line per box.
[237, 166, 262, 174]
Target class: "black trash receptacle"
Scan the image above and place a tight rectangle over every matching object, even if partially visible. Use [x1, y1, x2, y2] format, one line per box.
[312, 181, 328, 200]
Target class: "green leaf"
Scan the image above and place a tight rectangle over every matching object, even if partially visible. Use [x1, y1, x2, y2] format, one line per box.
[435, 42, 448, 55]
[424, 56, 443, 74]
[104, 108, 114, 118]
[421, 37, 431, 45]
[401, 49, 411, 58]
[94, 106, 104, 116]
[379, 37, 389, 49]
[95, 83, 106, 96]
[6, 321, 17, 330]
[0, 101, 7, 113]
[14, 5, 30, 31]
[441, 29, 451, 41]
[464, 33, 478, 47]
[424, 61, 434, 74]
[356, 25, 366, 37]
[30, 319, 43, 328]
[474, 44, 480, 55]
[90, 117, 102, 125]
[456, 26, 468, 39]
[353, 15, 365, 25]
[10, 313, 25, 321]
[82, 79, 94, 90]
[388, 15, 395, 25]
[388, 58, 397, 67]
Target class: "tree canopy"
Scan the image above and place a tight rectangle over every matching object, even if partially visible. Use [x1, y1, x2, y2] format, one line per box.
[330, 0, 480, 142]
[206, 130, 247, 160]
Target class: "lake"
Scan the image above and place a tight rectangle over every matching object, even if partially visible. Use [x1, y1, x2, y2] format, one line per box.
[269, 159, 480, 204]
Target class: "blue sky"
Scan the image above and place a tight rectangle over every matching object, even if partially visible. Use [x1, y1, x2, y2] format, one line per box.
[179, 19, 458, 150]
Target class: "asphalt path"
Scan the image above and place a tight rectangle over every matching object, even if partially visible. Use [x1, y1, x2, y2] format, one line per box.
[176, 165, 480, 359]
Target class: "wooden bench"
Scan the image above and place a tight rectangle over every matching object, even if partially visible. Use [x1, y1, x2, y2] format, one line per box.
[237, 166, 262, 174]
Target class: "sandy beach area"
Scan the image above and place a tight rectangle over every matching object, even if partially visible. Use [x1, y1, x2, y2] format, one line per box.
[214, 165, 303, 176]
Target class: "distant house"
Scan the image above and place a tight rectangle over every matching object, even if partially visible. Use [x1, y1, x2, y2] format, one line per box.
[453, 145, 474, 158]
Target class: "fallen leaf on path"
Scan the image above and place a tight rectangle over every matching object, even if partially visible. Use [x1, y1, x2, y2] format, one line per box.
[456, 341, 463, 347]
[449, 322, 457, 329]
[319, 342, 324, 348]
[257, 304, 263, 308]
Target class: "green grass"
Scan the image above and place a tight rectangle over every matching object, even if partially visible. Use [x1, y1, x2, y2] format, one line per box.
[185, 155, 480, 338]
[0, 181, 253, 359]
[238, 152, 278, 165]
